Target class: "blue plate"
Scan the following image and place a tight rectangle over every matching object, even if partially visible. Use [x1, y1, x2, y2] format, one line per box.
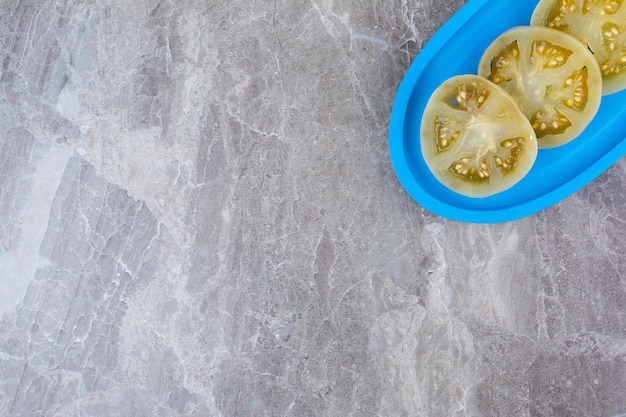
[389, 0, 626, 223]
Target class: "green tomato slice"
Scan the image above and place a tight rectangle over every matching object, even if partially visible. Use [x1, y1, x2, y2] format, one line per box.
[420, 75, 538, 198]
[478, 26, 603, 148]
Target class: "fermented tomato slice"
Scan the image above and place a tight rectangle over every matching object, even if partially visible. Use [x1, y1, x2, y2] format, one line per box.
[420, 75, 538, 198]
[478, 26, 602, 148]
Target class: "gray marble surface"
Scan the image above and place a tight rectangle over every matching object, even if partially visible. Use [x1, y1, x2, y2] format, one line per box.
[1, 1, 625, 416]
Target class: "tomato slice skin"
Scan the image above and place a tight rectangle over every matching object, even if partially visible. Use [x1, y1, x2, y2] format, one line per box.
[478, 26, 603, 148]
[420, 75, 538, 198]
[531, 0, 626, 95]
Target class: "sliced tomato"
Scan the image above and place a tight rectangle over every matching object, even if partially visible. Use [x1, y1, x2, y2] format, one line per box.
[420, 75, 538, 198]
[478, 26, 602, 148]
[531, 0, 626, 95]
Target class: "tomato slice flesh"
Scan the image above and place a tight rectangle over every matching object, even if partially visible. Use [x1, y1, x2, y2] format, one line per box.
[478, 26, 602, 148]
[420, 75, 538, 198]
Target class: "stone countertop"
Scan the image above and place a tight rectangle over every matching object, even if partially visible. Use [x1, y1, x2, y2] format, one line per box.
[1, 1, 625, 416]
